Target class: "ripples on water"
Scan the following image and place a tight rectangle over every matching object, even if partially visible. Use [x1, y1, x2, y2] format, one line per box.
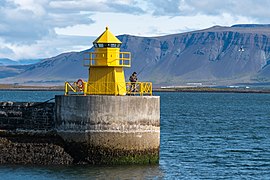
[0, 91, 270, 179]
[0, 164, 163, 179]
[160, 92, 270, 179]
[0, 90, 63, 102]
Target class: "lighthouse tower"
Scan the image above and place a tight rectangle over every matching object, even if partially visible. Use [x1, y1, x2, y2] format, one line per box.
[85, 27, 130, 95]
[59, 27, 159, 165]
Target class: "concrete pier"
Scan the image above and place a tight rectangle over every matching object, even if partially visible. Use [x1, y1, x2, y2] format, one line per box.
[55, 95, 160, 164]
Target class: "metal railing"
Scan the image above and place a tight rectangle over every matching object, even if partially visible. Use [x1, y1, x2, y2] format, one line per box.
[83, 52, 131, 67]
[65, 81, 88, 95]
[65, 81, 152, 96]
[126, 82, 152, 96]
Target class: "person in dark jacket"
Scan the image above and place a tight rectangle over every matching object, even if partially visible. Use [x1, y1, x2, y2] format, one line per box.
[129, 72, 138, 92]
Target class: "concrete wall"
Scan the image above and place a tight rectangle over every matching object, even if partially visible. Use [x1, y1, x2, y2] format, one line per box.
[55, 95, 160, 164]
[55, 95, 160, 131]
[0, 102, 54, 131]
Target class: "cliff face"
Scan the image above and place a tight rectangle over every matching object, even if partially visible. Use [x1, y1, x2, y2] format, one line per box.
[1, 25, 270, 86]
[120, 25, 270, 85]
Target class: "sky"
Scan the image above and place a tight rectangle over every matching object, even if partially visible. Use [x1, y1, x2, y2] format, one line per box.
[0, 0, 270, 60]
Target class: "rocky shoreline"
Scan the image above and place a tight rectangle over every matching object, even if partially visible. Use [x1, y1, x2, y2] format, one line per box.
[0, 131, 73, 165]
[0, 130, 159, 165]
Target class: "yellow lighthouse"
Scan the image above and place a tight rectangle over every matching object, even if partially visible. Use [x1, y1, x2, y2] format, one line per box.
[65, 27, 152, 96]
[84, 27, 130, 95]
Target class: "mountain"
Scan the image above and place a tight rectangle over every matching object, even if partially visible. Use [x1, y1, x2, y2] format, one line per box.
[0, 52, 89, 84]
[17, 59, 41, 65]
[1, 24, 270, 86]
[0, 59, 41, 79]
[0, 58, 41, 66]
[0, 65, 30, 79]
[0, 58, 19, 66]
[120, 25, 270, 86]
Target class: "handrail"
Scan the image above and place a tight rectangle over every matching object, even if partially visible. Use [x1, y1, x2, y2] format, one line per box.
[126, 82, 152, 96]
[65, 81, 87, 95]
[65, 81, 152, 96]
[87, 82, 152, 96]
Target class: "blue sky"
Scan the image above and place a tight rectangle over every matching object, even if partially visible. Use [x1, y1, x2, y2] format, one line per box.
[0, 0, 269, 60]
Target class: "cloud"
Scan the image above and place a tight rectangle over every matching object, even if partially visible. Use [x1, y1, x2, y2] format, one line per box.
[106, 2, 145, 15]
[146, 0, 270, 22]
[0, 0, 144, 44]
[48, 0, 145, 14]
[0, 44, 15, 58]
[49, 0, 110, 12]
[0, 0, 145, 59]
[0, 34, 95, 60]
[147, 0, 181, 16]
[0, 0, 94, 44]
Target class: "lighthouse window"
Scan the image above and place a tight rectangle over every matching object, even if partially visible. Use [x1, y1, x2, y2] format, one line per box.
[94, 43, 121, 48]
[110, 44, 116, 48]
[103, 43, 116, 47]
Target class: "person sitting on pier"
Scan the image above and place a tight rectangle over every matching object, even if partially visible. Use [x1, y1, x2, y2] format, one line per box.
[129, 72, 138, 92]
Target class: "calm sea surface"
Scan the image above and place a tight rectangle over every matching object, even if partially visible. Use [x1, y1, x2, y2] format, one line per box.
[0, 91, 270, 179]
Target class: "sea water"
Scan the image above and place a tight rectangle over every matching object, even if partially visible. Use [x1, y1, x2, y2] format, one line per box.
[0, 91, 270, 179]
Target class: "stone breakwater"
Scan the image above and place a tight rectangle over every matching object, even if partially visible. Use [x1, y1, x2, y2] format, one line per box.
[0, 131, 73, 165]
[0, 95, 160, 165]
[0, 101, 55, 131]
[0, 101, 79, 165]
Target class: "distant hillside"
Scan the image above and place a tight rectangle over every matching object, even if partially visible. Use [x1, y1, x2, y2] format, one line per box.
[0, 59, 41, 79]
[0, 58, 40, 66]
[0, 58, 19, 66]
[0, 52, 89, 84]
[0, 65, 30, 79]
[1, 24, 270, 86]
[231, 24, 270, 28]
[120, 25, 270, 86]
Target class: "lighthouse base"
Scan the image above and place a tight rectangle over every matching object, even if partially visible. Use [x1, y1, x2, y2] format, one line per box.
[55, 95, 160, 164]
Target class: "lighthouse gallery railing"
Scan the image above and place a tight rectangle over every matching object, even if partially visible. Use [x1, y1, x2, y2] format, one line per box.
[65, 81, 152, 96]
